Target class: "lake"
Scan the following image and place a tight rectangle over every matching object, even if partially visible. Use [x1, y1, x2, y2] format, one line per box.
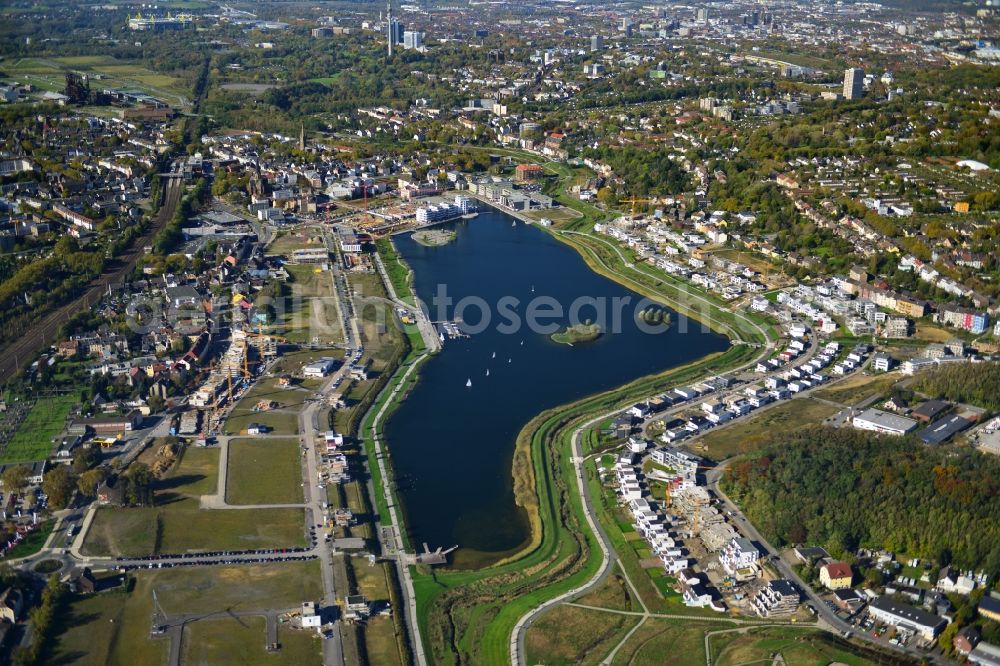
[384, 208, 729, 567]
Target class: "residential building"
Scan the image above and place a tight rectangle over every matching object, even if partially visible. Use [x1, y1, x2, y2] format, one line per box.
[403, 30, 423, 50]
[0, 587, 22, 623]
[751, 579, 799, 617]
[955, 626, 982, 656]
[937, 567, 977, 595]
[968, 642, 1000, 666]
[867, 597, 947, 641]
[872, 353, 895, 372]
[819, 562, 853, 590]
[843, 68, 864, 100]
[979, 595, 1000, 623]
[720, 537, 758, 575]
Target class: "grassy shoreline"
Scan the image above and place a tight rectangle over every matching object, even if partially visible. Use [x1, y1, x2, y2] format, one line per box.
[362, 161, 778, 663]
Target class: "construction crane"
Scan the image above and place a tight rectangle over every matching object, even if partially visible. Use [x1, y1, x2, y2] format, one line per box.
[623, 196, 655, 217]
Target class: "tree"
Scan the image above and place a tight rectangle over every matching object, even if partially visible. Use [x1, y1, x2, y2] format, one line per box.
[72, 445, 99, 474]
[1, 465, 30, 494]
[42, 466, 76, 509]
[77, 468, 108, 498]
[123, 463, 153, 506]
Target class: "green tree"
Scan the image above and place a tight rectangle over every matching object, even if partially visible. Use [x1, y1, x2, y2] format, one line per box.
[42, 466, 76, 509]
[77, 468, 108, 498]
[1, 466, 31, 494]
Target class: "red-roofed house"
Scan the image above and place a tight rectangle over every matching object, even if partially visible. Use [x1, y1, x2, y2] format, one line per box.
[819, 562, 853, 590]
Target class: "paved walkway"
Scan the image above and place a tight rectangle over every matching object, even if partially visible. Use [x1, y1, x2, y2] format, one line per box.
[373, 251, 441, 353]
[367, 353, 430, 666]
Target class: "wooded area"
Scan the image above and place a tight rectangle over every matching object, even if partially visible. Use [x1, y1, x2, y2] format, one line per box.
[721, 426, 1000, 574]
[912, 361, 1000, 412]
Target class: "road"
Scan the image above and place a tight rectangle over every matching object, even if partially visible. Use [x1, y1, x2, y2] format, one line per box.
[0, 175, 183, 381]
[707, 464, 947, 665]
[372, 250, 441, 353]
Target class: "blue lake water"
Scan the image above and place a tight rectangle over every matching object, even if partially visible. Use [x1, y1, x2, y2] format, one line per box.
[384, 208, 729, 566]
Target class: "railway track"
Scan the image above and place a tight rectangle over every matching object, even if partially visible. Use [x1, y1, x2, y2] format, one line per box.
[0, 176, 182, 382]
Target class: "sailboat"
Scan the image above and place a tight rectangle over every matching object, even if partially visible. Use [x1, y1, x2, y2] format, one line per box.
[511, 220, 515, 227]
[486, 369, 490, 377]
[492, 352, 496, 359]
[466, 378, 472, 388]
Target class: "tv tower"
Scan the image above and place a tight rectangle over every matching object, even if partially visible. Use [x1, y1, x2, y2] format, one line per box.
[387, 1, 394, 57]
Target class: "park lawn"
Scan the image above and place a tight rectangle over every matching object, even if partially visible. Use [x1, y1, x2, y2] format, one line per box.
[375, 238, 415, 306]
[0, 395, 75, 463]
[814, 371, 902, 407]
[82, 501, 306, 556]
[691, 397, 839, 461]
[182, 616, 322, 666]
[525, 603, 638, 666]
[614, 618, 720, 666]
[713, 627, 878, 666]
[226, 438, 303, 505]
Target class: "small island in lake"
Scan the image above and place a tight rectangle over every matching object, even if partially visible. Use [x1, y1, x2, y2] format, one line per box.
[413, 229, 457, 246]
[638, 305, 672, 328]
[551, 321, 603, 345]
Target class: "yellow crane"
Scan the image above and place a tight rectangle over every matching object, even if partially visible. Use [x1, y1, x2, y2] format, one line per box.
[622, 196, 655, 217]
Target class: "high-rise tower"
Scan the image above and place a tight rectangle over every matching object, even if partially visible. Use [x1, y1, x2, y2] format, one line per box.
[387, 1, 394, 57]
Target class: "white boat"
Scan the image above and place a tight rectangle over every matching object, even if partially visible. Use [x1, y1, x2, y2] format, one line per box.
[511, 221, 515, 227]
[508, 358, 512, 363]
[520, 340, 524, 346]
[486, 369, 490, 376]
[492, 352, 496, 359]
[466, 378, 472, 388]
[531, 285, 535, 293]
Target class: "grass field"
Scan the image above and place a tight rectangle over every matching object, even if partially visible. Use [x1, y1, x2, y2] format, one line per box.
[573, 564, 636, 611]
[0, 395, 75, 463]
[226, 438, 304, 505]
[279, 263, 344, 345]
[525, 603, 638, 665]
[167, 446, 219, 497]
[691, 397, 839, 461]
[712, 627, 878, 666]
[82, 502, 306, 557]
[50, 562, 322, 666]
[613, 618, 719, 665]
[814, 371, 902, 407]
[3, 56, 191, 107]
[81, 454, 304, 556]
[354, 562, 406, 666]
[181, 616, 322, 665]
[224, 386, 301, 437]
